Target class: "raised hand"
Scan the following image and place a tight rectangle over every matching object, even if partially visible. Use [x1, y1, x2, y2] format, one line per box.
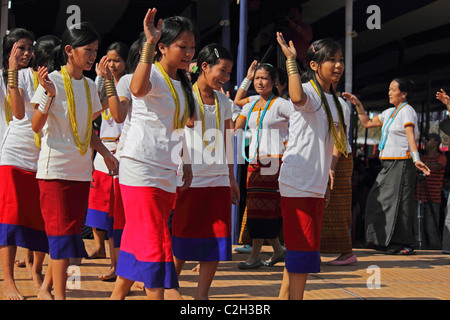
[276, 32, 297, 60]
[436, 89, 450, 105]
[342, 92, 362, 108]
[8, 42, 21, 70]
[36, 66, 56, 97]
[143, 8, 162, 44]
[246, 60, 258, 81]
[98, 55, 113, 80]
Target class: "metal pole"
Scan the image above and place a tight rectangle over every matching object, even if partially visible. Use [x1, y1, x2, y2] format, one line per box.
[0, 0, 9, 64]
[232, 0, 247, 245]
[345, 0, 353, 94]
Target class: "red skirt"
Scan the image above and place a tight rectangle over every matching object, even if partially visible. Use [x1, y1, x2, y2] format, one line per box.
[281, 196, 324, 273]
[86, 170, 114, 235]
[116, 185, 178, 289]
[38, 179, 90, 259]
[172, 186, 232, 261]
[112, 177, 125, 248]
[0, 166, 48, 252]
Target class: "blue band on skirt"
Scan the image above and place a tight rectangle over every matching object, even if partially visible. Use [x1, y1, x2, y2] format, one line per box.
[0, 223, 49, 253]
[116, 250, 179, 289]
[172, 236, 232, 261]
[47, 234, 88, 259]
[285, 250, 321, 274]
[85, 208, 114, 236]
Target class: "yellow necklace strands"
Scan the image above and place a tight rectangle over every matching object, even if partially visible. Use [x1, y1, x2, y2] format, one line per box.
[154, 61, 189, 130]
[309, 79, 348, 157]
[192, 82, 221, 151]
[61, 65, 93, 156]
[32, 69, 42, 148]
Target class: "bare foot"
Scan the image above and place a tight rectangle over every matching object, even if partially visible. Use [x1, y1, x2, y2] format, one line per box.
[191, 263, 200, 272]
[132, 281, 145, 290]
[4, 283, 24, 300]
[32, 272, 44, 290]
[88, 249, 106, 259]
[98, 267, 117, 281]
[164, 288, 183, 300]
[37, 289, 53, 300]
[14, 259, 26, 268]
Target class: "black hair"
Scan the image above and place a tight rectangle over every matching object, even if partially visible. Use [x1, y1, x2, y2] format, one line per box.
[2, 28, 35, 85]
[56, 22, 100, 69]
[106, 41, 129, 77]
[126, 32, 146, 74]
[154, 16, 196, 118]
[392, 77, 415, 99]
[196, 43, 234, 71]
[32, 35, 61, 73]
[255, 63, 279, 96]
[107, 42, 129, 62]
[302, 38, 346, 135]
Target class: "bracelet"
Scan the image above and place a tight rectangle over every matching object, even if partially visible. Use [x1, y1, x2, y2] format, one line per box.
[140, 42, 156, 64]
[411, 151, 420, 163]
[95, 76, 105, 93]
[38, 92, 55, 114]
[7, 69, 19, 88]
[286, 58, 299, 76]
[239, 77, 252, 91]
[105, 79, 117, 97]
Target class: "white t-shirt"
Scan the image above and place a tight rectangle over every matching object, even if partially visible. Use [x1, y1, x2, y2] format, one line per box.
[0, 68, 41, 171]
[375, 103, 418, 160]
[340, 97, 352, 154]
[31, 70, 102, 181]
[119, 66, 188, 192]
[0, 70, 8, 148]
[176, 90, 233, 188]
[279, 82, 341, 198]
[115, 73, 133, 158]
[239, 96, 291, 160]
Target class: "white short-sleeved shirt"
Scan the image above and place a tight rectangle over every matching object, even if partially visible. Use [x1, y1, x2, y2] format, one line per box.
[375, 103, 417, 160]
[0, 68, 41, 171]
[115, 74, 133, 158]
[279, 82, 341, 198]
[339, 97, 352, 154]
[31, 70, 102, 181]
[238, 96, 291, 160]
[0, 70, 8, 147]
[177, 90, 233, 188]
[119, 66, 187, 192]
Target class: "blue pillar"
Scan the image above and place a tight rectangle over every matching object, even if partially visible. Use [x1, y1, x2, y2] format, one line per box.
[231, 0, 247, 245]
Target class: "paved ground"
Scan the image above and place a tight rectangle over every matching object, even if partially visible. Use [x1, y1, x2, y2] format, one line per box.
[1, 240, 449, 300]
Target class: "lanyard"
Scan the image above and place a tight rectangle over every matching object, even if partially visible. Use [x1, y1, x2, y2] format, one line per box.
[242, 94, 274, 163]
[378, 102, 407, 151]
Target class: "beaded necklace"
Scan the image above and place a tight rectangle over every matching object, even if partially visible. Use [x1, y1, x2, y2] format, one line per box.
[242, 94, 275, 163]
[154, 61, 189, 130]
[192, 82, 221, 151]
[61, 66, 92, 156]
[309, 80, 348, 157]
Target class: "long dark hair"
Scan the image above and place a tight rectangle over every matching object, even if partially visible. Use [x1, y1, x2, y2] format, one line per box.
[154, 16, 196, 118]
[32, 35, 61, 73]
[196, 43, 233, 70]
[106, 41, 129, 77]
[2, 28, 35, 85]
[302, 38, 346, 134]
[54, 22, 100, 70]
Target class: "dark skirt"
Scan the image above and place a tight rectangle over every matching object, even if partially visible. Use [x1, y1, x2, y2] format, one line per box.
[320, 154, 353, 254]
[245, 160, 282, 239]
[365, 159, 416, 248]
